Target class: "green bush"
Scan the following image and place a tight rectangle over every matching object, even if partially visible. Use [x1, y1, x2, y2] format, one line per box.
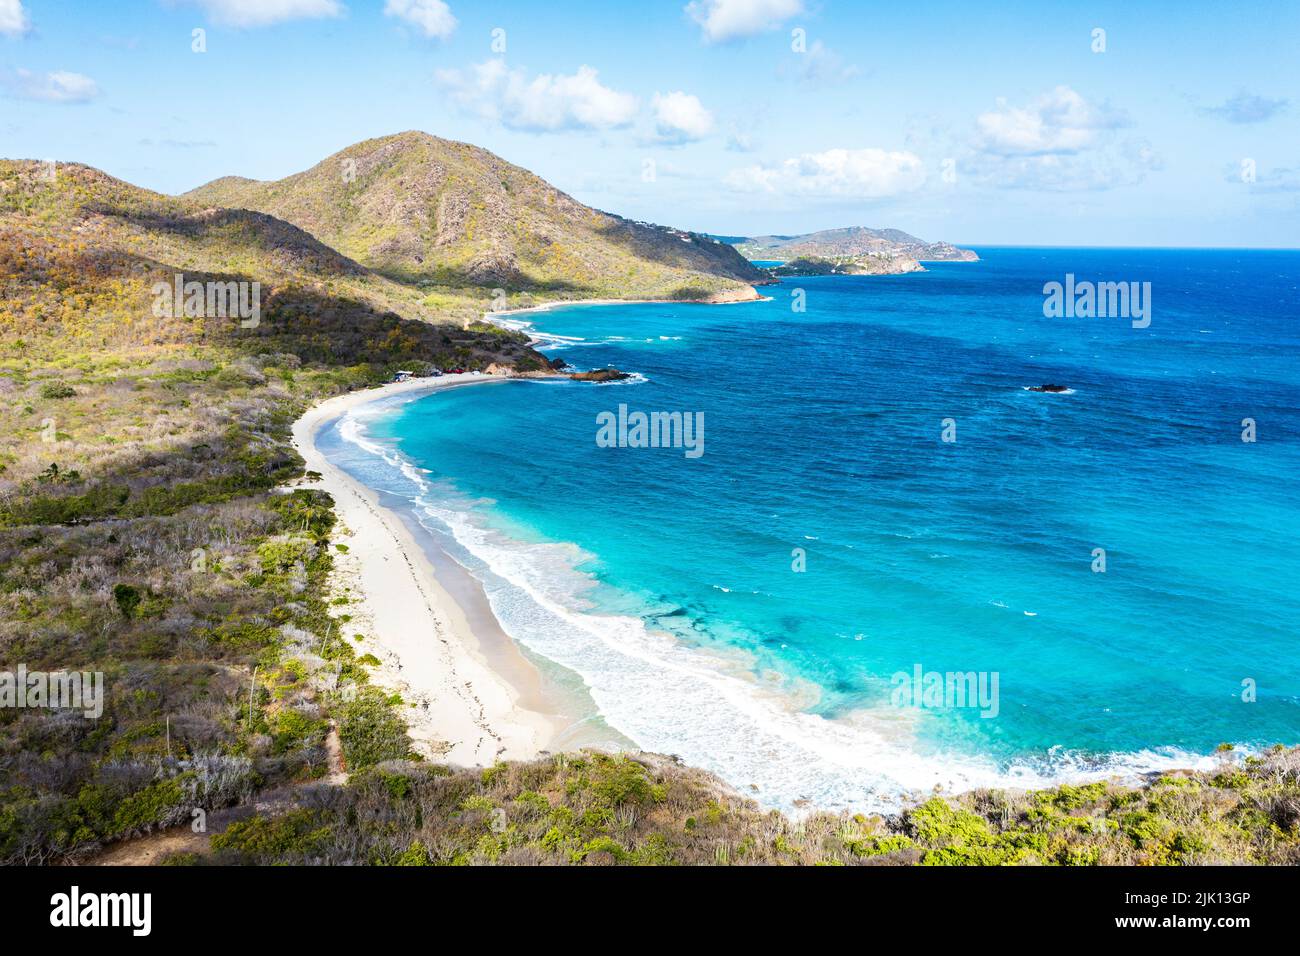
[112, 583, 142, 619]
[212, 810, 331, 857]
[337, 688, 413, 770]
[39, 382, 77, 399]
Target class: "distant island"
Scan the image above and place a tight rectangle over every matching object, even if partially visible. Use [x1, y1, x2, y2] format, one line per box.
[723, 225, 978, 277]
[765, 255, 926, 277]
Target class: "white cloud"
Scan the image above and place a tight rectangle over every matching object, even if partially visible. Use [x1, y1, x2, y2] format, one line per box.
[652, 91, 715, 143]
[435, 60, 638, 132]
[965, 87, 1156, 191]
[178, 0, 344, 28]
[5, 69, 100, 103]
[0, 0, 29, 37]
[975, 86, 1127, 156]
[686, 0, 804, 43]
[384, 0, 456, 39]
[725, 147, 926, 199]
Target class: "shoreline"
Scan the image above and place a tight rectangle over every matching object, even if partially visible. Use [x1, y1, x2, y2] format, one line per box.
[484, 288, 773, 322]
[292, 373, 607, 766]
[289, 332, 1238, 812]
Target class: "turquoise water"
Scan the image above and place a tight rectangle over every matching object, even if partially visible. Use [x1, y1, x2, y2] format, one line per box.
[329, 247, 1300, 810]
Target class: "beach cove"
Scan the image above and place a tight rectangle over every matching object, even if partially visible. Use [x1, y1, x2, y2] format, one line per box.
[293, 374, 631, 767]
[297, 248, 1299, 814]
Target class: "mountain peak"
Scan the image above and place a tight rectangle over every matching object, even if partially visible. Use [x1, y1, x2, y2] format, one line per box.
[183, 131, 768, 297]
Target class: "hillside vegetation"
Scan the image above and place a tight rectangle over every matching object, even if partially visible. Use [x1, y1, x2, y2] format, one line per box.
[0, 135, 769, 865]
[185, 131, 769, 301]
[0, 156, 546, 863]
[181, 745, 1300, 866]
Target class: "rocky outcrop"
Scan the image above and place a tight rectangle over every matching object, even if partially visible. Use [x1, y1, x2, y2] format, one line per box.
[569, 368, 631, 382]
[673, 284, 767, 303]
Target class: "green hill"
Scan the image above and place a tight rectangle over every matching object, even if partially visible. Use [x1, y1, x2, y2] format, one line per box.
[0, 154, 561, 866]
[0, 159, 542, 372]
[185, 131, 770, 300]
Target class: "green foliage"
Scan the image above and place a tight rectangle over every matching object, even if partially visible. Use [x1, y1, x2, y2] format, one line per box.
[845, 833, 916, 858]
[571, 754, 666, 809]
[337, 687, 414, 770]
[36, 463, 80, 484]
[394, 840, 432, 866]
[111, 776, 186, 837]
[270, 708, 329, 755]
[121, 745, 1300, 867]
[257, 537, 313, 574]
[906, 798, 1046, 866]
[212, 810, 332, 858]
[112, 583, 141, 619]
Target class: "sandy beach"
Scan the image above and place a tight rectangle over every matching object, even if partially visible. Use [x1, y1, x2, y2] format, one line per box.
[482, 288, 772, 323]
[292, 373, 579, 766]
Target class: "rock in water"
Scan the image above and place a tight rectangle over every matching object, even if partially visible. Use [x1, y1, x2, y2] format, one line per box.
[570, 368, 631, 382]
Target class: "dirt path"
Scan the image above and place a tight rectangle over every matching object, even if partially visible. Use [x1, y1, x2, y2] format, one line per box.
[89, 827, 210, 866]
[325, 720, 348, 785]
[85, 743, 347, 866]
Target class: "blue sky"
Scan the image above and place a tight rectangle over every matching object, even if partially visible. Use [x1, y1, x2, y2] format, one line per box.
[2, 0, 1297, 246]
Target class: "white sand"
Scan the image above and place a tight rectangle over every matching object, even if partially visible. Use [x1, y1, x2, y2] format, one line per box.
[292, 374, 565, 766]
[484, 290, 769, 322]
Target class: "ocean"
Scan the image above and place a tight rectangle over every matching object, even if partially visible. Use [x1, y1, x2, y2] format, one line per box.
[319, 247, 1300, 812]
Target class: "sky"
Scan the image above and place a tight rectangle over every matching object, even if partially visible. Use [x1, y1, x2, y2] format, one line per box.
[1, 0, 1297, 247]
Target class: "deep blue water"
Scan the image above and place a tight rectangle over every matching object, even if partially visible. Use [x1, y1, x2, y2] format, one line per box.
[342, 247, 1300, 810]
